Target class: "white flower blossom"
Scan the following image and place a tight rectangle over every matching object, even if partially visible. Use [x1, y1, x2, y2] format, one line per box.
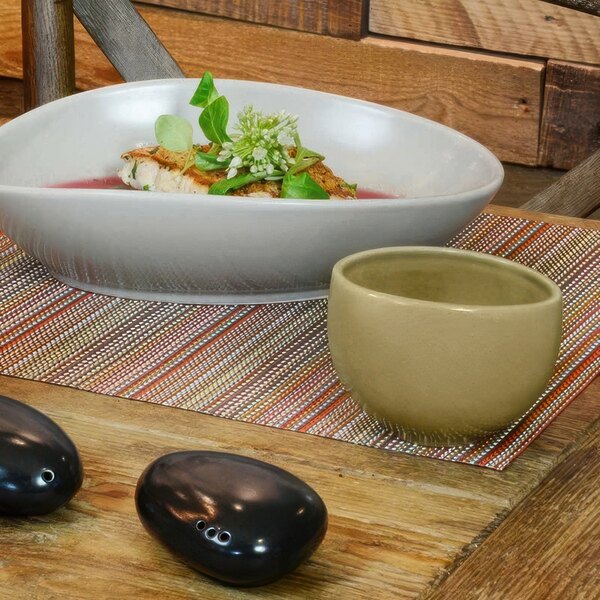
[219, 105, 298, 177]
[252, 147, 267, 161]
[277, 131, 294, 146]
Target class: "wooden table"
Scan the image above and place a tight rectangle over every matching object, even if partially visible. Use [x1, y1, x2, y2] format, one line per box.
[0, 206, 598, 599]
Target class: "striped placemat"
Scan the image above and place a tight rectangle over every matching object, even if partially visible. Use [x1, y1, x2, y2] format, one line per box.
[1, 212, 598, 470]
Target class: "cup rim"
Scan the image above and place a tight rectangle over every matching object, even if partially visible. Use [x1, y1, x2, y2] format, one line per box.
[331, 246, 562, 311]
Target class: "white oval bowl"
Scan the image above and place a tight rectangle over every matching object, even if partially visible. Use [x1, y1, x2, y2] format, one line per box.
[0, 79, 503, 304]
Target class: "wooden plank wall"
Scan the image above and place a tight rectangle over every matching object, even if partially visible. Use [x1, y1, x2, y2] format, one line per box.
[538, 60, 600, 169]
[369, 0, 600, 169]
[0, 0, 599, 167]
[369, 0, 600, 65]
[137, 0, 368, 39]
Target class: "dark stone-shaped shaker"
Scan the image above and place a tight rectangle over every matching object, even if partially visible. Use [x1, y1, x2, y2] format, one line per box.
[0, 395, 84, 516]
[135, 451, 327, 586]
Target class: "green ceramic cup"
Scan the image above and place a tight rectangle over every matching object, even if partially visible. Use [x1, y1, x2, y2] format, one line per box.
[327, 247, 563, 446]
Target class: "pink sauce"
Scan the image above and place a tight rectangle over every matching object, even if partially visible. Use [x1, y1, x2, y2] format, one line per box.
[50, 176, 126, 189]
[50, 178, 401, 198]
[355, 188, 400, 199]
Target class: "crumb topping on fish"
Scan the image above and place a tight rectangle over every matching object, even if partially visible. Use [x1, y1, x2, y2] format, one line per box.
[119, 145, 356, 199]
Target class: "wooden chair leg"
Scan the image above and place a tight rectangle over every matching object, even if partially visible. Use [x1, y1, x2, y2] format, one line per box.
[73, 0, 184, 82]
[22, 0, 76, 110]
[521, 148, 600, 217]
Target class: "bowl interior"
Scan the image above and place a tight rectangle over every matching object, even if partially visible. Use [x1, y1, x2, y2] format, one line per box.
[0, 79, 502, 198]
[340, 249, 557, 307]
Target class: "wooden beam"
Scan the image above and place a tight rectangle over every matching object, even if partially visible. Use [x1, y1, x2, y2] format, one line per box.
[73, 0, 183, 81]
[21, 0, 75, 109]
[522, 148, 600, 217]
[369, 0, 600, 66]
[538, 60, 600, 170]
[136, 0, 368, 40]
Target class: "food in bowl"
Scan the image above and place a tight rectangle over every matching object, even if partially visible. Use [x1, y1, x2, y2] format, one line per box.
[0, 78, 504, 303]
[118, 72, 356, 200]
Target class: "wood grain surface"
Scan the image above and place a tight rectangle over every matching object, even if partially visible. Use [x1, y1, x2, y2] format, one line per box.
[369, 0, 600, 66]
[493, 163, 564, 208]
[429, 411, 600, 599]
[0, 77, 23, 120]
[541, 0, 600, 16]
[73, 0, 183, 81]
[21, 0, 75, 109]
[136, 0, 368, 40]
[538, 60, 600, 170]
[523, 148, 600, 216]
[485, 203, 600, 228]
[0, 1, 544, 165]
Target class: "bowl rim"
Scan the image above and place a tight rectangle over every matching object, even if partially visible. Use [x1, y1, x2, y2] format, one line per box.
[331, 246, 562, 311]
[0, 77, 504, 205]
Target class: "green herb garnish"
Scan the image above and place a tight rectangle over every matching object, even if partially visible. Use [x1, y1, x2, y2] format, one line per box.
[155, 113, 195, 174]
[281, 171, 328, 199]
[155, 114, 193, 152]
[189, 71, 220, 108]
[199, 95, 231, 146]
[208, 172, 269, 195]
[195, 151, 226, 171]
[286, 135, 324, 176]
[154, 72, 330, 199]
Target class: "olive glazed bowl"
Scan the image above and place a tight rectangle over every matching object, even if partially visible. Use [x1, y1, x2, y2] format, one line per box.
[327, 247, 563, 446]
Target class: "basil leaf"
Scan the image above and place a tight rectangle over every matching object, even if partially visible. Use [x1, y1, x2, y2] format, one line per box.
[199, 96, 231, 145]
[296, 145, 324, 162]
[195, 151, 226, 171]
[287, 134, 325, 175]
[155, 114, 193, 152]
[209, 172, 266, 195]
[189, 71, 220, 108]
[281, 172, 329, 199]
[287, 155, 322, 176]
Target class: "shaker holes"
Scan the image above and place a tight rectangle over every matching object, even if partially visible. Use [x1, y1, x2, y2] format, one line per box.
[218, 531, 231, 544]
[41, 469, 55, 483]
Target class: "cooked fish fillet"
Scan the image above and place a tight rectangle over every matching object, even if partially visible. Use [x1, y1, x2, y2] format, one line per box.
[118, 145, 356, 199]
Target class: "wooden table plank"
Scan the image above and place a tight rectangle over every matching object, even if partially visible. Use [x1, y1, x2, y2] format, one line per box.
[0, 0, 545, 165]
[369, 0, 600, 66]
[428, 413, 600, 599]
[0, 376, 507, 599]
[0, 371, 598, 598]
[485, 203, 600, 228]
